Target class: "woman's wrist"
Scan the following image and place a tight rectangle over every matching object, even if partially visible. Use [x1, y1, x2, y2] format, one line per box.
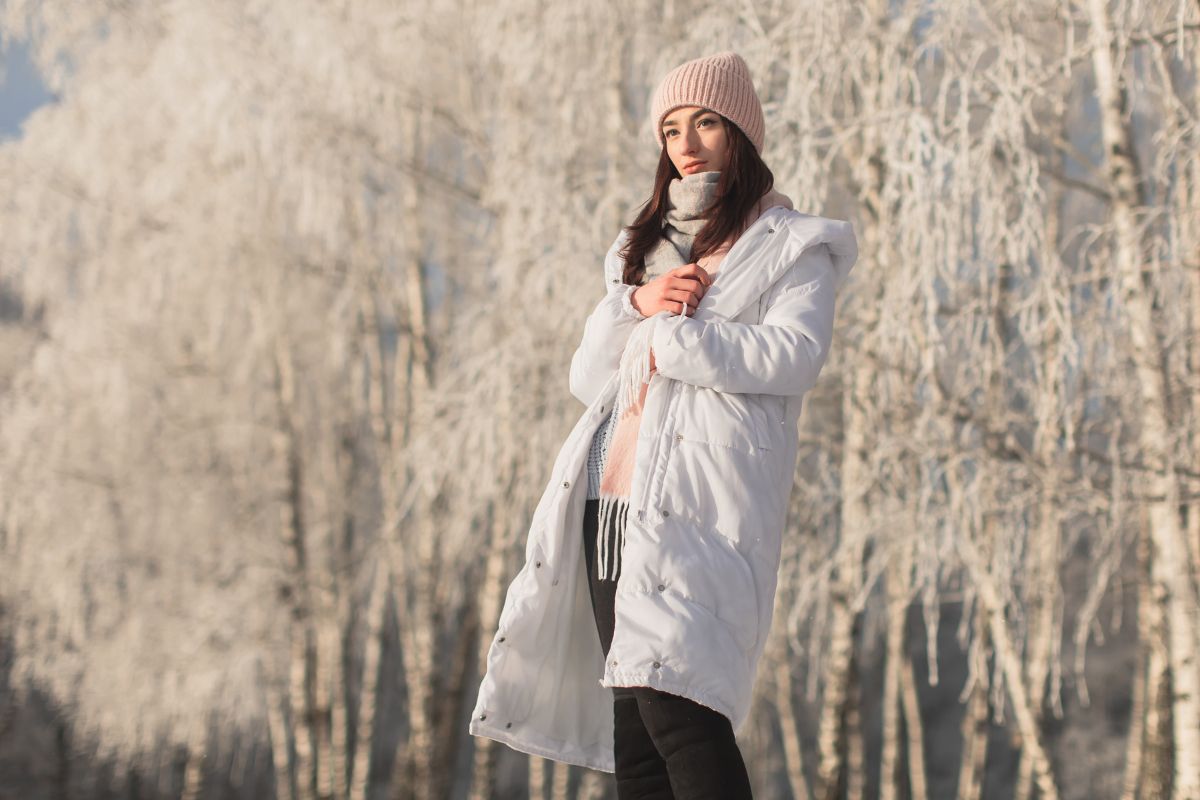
[623, 284, 647, 319]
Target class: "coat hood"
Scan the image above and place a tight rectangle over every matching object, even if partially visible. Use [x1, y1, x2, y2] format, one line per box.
[753, 188, 857, 291]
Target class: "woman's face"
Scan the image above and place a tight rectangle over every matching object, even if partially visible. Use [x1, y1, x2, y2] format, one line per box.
[660, 106, 730, 177]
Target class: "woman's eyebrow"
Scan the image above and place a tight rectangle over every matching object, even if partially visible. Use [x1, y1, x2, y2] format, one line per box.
[661, 108, 714, 129]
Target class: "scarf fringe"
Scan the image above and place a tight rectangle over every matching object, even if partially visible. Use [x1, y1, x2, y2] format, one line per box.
[615, 318, 656, 414]
[595, 493, 630, 581]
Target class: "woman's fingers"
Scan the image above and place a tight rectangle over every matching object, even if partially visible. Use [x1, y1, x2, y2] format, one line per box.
[665, 287, 700, 315]
[641, 264, 709, 316]
[667, 277, 705, 306]
[671, 261, 712, 287]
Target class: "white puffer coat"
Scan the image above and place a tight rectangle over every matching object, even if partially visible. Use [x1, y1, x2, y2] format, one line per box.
[469, 206, 858, 772]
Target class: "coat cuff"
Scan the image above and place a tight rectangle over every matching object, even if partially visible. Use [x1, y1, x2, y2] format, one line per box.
[649, 311, 689, 377]
[619, 284, 646, 320]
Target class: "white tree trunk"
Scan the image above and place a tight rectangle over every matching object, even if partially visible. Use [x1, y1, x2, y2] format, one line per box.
[549, 759, 569, 800]
[879, 555, 909, 800]
[958, 537, 1061, 800]
[577, 768, 606, 800]
[267, 685, 294, 800]
[817, 358, 871, 800]
[776, 655, 813, 800]
[900, 654, 928, 800]
[328, 574, 349, 800]
[468, 499, 513, 800]
[529, 756, 546, 799]
[348, 559, 389, 800]
[1087, 3, 1200, 794]
[956, 614, 989, 800]
[1121, 630, 1147, 800]
[273, 338, 319, 800]
[180, 719, 207, 800]
[314, 597, 337, 798]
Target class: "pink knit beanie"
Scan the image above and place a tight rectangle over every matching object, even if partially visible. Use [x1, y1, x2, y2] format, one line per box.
[650, 51, 765, 153]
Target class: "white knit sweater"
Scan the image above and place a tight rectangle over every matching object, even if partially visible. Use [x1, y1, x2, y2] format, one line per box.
[585, 284, 648, 498]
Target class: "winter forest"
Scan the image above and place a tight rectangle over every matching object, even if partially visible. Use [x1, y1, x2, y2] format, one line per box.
[0, 0, 1198, 798]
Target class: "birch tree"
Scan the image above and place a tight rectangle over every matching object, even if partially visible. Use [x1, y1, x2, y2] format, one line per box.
[1, 1, 1198, 799]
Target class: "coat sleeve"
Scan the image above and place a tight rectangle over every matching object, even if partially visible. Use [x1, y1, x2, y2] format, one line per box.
[567, 230, 646, 407]
[649, 243, 839, 396]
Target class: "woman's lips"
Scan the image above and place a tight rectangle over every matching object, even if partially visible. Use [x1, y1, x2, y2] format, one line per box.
[684, 161, 706, 171]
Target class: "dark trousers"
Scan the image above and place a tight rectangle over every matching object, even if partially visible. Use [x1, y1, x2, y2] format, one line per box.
[582, 498, 754, 799]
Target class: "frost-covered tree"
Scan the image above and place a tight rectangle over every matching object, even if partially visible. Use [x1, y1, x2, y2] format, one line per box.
[1, 0, 1198, 798]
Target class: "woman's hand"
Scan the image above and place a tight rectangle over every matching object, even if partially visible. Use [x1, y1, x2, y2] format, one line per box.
[631, 262, 712, 318]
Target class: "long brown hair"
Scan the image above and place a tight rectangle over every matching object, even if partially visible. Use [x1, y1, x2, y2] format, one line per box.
[619, 113, 774, 285]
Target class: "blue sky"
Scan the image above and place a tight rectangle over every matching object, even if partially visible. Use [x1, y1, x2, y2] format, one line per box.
[0, 39, 53, 140]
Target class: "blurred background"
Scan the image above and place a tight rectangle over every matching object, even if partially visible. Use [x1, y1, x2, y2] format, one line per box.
[1, 1, 1198, 798]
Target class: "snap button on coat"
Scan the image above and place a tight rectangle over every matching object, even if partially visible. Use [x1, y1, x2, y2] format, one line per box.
[468, 208, 858, 774]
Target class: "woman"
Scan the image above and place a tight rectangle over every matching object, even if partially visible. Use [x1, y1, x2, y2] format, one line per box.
[469, 51, 858, 798]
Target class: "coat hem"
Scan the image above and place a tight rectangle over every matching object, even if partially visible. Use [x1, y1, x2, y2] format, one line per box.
[603, 670, 741, 729]
[468, 719, 615, 774]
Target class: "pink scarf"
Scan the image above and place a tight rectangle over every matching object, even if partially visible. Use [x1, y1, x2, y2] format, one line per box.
[594, 189, 793, 579]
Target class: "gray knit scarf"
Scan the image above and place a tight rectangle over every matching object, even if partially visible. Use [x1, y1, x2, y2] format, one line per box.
[643, 169, 723, 279]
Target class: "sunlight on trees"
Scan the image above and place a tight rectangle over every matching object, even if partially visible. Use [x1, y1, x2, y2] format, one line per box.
[0, 0, 1197, 798]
